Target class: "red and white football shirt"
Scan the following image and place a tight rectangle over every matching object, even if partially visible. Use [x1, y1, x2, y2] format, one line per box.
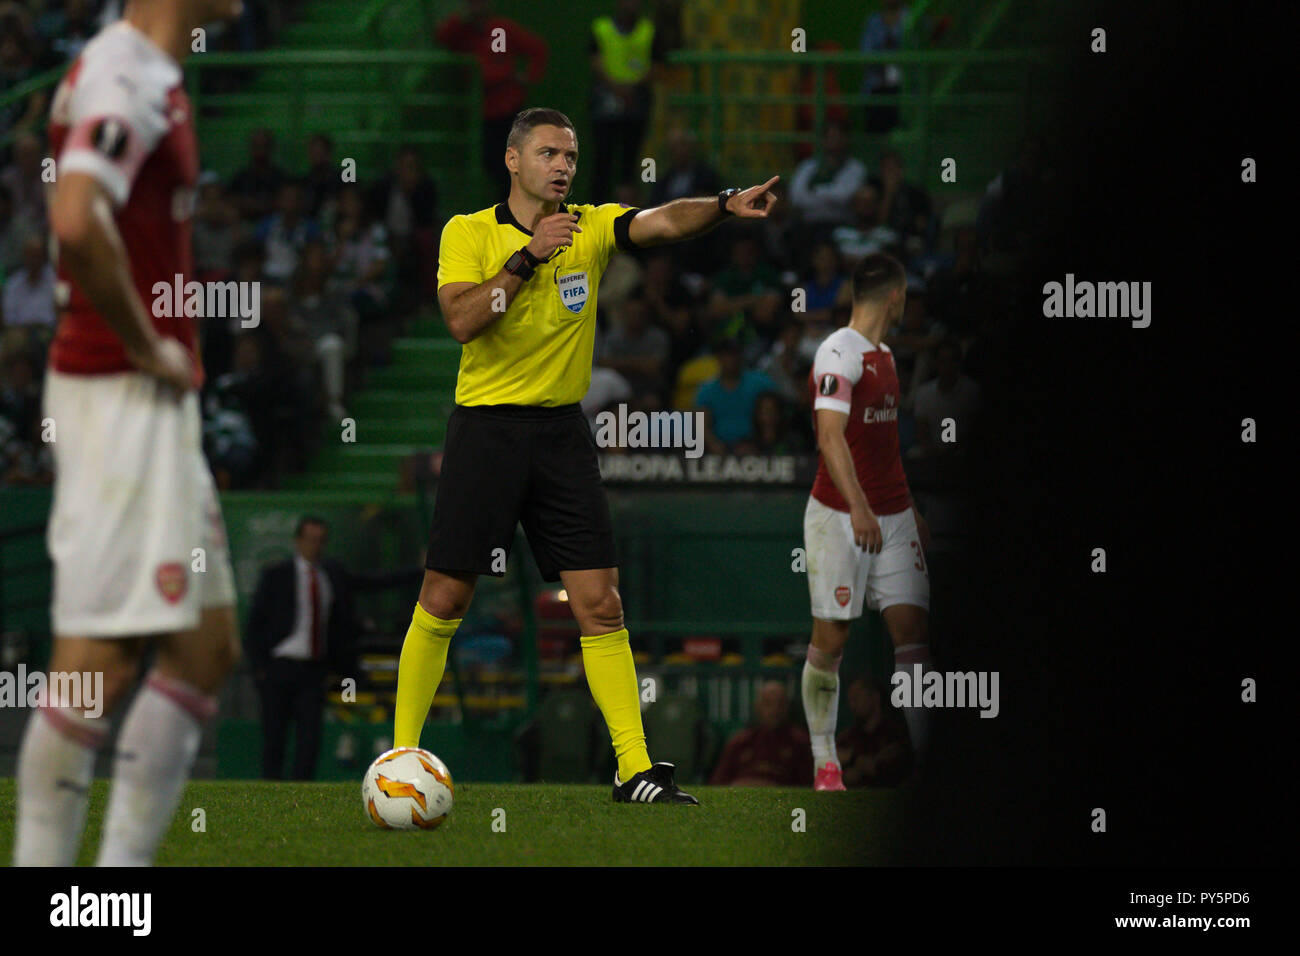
[808, 326, 911, 516]
[46, 20, 201, 384]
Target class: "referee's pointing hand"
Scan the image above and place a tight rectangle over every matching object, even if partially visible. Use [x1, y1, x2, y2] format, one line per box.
[526, 212, 583, 260]
[725, 175, 781, 218]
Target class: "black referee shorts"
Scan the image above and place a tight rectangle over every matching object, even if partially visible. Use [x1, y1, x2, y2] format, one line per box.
[425, 403, 616, 582]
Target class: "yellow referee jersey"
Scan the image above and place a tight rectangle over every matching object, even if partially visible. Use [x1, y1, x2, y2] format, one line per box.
[437, 201, 639, 406]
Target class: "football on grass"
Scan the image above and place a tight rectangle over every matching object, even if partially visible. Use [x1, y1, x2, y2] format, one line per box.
[362, 747, 454, 830]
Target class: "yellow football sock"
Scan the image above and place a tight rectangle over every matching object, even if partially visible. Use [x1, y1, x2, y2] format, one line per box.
[580, 628, 652, 781]
[393, 604, 459, 749]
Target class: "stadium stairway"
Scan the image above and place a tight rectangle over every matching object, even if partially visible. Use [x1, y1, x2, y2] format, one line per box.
[197, 0, 443, 178]
[280, 312, 460, 497]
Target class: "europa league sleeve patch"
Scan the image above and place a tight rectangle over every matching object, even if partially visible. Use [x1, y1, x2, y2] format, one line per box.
[91, 118, 130, 161]
[819, 372, 849, 398]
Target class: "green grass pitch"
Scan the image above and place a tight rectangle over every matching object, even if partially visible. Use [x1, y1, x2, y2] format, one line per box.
[0, 779, 901, 865]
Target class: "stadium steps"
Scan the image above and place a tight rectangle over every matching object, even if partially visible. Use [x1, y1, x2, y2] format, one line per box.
[197, 0, 448, 177]
[286, 310, 460, 497]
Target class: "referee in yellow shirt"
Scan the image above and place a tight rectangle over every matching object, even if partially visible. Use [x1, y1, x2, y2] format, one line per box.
[394, 107, 778, 804]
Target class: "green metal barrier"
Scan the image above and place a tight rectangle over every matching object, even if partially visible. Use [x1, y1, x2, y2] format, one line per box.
[664, 47, 1055, 194]
[184, 49, 485, 201]
[1, 49, 487, 207]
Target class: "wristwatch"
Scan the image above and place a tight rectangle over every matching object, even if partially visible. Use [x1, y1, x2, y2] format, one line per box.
[718, 187, 741, 215]
[504, 246, 541, 280]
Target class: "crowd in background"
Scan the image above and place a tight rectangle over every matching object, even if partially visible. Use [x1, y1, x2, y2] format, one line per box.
[0, 0, 1052, 499]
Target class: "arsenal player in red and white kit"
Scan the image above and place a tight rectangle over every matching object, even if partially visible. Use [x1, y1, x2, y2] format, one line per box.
[15, 0, 244, 868]
[800, 253, 932, 791]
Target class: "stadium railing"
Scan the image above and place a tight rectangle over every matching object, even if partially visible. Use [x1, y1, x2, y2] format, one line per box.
[0, 49, 487, 208]
[663, 47, 1054, 194]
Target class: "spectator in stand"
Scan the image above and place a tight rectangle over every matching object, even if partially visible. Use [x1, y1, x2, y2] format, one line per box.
[757, 317, 810, 407]
[0, 403, 52, 487]
[739, 391, 806, 456]
[258, 286, 323, 477]
[1, 130, 47, 233]
[0, 7, 47, 140]
[706, 232, 784, 357]
[710, 681, 813, 786]
[755, 180, 798, 276]
[795, 240, 852, 362]
[2, 233, 55, 330]
[696, 338, 776, 455]
[977, 134, 1054, 266]
[789, 120, 865, 232]
[41, 0, 97, 64]
[886, 284, 943, 401]
[649, 125, 722, 273]
[329, 184, 392, 363]
[831, 183, 898, 266]
[0, 333, 50, 487]
[0, 182, 27, 277]
[912, 337, 980, 459]
[293, 240, 357, 422]
[589, 0, 665, 202]
[435, 0, 549, 199]
[649, 125, 719, 206]
[859, 0, 909, 133]
[0, 341, 39, 438]
[836, 677, 912, 787]
[302, 133, 341, 223]
[257, 179, 320, 285]
[794, 42, 850, 163]
[639, 250, 701, 385]
[877, 149, 933, 259]
[581, 363, 633, 432]
[204, 332, 276, 489]
[201, 237, 263, 383]
[230, 128, 288, 222]
[598, 294, 669, 397]
[368, 145, 439, 307]
[193, 171, 239, 282]
[926, 224, 990, 339]
[895, 354, 917, 454]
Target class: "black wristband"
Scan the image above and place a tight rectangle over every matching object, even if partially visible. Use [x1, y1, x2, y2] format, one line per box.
[519, 245, 541, 267]
[718, 187, 740, 215]
[504, 249, 536, 280]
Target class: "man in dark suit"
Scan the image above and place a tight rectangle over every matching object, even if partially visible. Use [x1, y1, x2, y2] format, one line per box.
[246, 515, 357, 780]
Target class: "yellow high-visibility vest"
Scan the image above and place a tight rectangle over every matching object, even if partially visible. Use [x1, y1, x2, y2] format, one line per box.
[592, 16, 655, 84]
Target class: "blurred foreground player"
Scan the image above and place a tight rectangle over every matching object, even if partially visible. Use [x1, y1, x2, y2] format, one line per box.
[801, 253, 932, 791]
[393, 107, 779, 804]
[14, 0, 244, 866]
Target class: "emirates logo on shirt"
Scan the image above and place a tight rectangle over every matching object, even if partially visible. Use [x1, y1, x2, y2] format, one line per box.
[155, 562, 187, 604]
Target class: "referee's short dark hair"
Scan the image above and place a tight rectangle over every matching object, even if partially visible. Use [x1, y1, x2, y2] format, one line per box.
[851, 252, 907, 304]
[507, 108, 577, 152]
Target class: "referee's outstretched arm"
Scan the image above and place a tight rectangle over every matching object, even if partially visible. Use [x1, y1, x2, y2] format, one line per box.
[625, 175, 781, 246]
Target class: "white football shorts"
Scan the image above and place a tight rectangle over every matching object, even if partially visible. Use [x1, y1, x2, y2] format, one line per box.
[44, 369, 235, 637]
[804, 495, 930, 620]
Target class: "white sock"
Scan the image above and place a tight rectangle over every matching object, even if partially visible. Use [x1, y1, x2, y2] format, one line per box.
[96, 673, 216, 867]
[894, 643, 931, 763]
[802, 645, 842, 768]
[15, 705, 106, 866]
